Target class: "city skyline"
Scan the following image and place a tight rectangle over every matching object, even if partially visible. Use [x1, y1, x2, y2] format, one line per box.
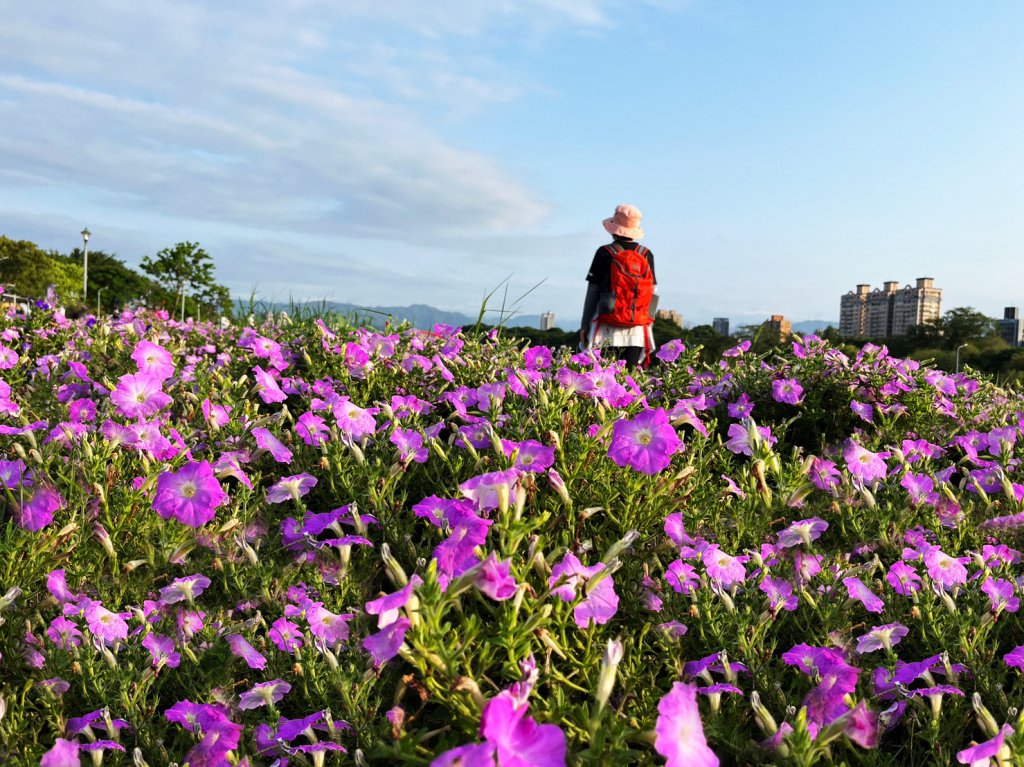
[1, 3, 1021, 326]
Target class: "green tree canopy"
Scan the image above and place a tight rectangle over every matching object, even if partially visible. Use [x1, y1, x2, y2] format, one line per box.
[140, 241, 232, 319]
[0, 236, 83, 302]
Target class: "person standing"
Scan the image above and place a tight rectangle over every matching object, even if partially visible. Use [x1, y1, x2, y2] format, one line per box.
[579, 204, 658, 369]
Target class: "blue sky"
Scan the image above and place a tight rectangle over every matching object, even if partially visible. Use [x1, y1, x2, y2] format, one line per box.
[1, 1, 1021, 327]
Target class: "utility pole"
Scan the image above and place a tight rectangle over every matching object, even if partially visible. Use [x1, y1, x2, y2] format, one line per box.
[81, 228, 91, 300]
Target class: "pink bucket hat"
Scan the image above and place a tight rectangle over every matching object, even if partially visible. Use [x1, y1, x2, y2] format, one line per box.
[602, 204, 644, 240]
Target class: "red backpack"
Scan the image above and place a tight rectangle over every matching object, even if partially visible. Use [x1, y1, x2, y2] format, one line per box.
[597, 243, 654, 327]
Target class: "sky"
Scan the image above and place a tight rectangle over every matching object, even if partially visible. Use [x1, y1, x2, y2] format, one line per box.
[1, 1, 1022, 328]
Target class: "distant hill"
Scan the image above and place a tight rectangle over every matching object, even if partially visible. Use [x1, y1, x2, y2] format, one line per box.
[791, 319, 837, 335]
[249, 300, 549, 331]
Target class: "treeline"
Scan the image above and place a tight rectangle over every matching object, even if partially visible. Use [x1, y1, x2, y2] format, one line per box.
[0, 236, 232, 319]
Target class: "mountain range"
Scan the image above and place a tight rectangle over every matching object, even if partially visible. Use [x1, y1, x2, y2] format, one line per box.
[254, 299, 836, 336]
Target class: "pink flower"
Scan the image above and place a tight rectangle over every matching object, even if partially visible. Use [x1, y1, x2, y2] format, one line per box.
[548, 552, 618, 628]
[607, 408, 681, 475]
[267, 473, 317, 504]
[17, 485, 63, 531]
[923, 548, 969, 590]
[268, 617, 304, 654]
[131, 340, 175, 380]
[252, 427, 293, 464]
[253, 365, 287, 403]
[654, 682, 719, 767]
[885, 561, 921, 595]
[843, 577, 885, 614]
[335, 398, 377, 439]
[239, 679, 291, 710]
[843, 442, 889, 484]
[158, 575, 212, 606]
[41, 738, 81, 767]
[459, 469, 520, 511]
[307, 605, 352, 646]
[152, 461, 227, 527]
[476, 553, 517, 601]
[109, 372, 172, 419]
[225, 634, 267, 670]
[480, 691, 567, 767]
[142, 633, 181, 669]
[856, 623, 908, 653]
[771, 378, 804, 405]
[84, 602, 129, 645]
[777, 517, 828, 548]
[703, 546, 747, 588]
[956, 724, 1013, 766]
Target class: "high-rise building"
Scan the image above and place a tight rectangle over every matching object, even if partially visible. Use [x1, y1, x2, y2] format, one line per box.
[655, 309, 683, 328]
[840, 278, 941, 338]
[891, 278, 942, 336]
[839, 284, 870, 337]
[540, 311, 556, 331]
[766, 314, 791, 338]
[712, 317, 730, 336]
[998, 307, 1023, 348]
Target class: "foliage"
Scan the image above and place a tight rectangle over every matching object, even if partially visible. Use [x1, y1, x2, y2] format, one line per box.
[0, 236, 83, 301]
[58, 249, 163, 313]
[140, 241, 232, 319]
[4, 307, 1024, 765]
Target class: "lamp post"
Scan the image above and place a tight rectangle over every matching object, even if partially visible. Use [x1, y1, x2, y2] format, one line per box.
[96, 287, 105, 316]
[80, 228, 91, 300]
[956, 343, 968, 374]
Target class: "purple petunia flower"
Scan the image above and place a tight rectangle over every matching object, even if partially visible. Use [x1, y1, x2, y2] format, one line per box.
[17, 485, 63, 531]
[239, 679, 291, 710]
[843, 577, 885, 614]
[142, 633, 181, 669]
[158, 575, 212, 606]
[267, 472, 318, 504]
[843, 442, 888, 483]
[268, 617, 304, 654]
[252, 426, 293, 463]
[109, 372, 172, 419]
[856, 623, 909, 654]
[549, 552, 618, 628]
[607, 408, 681, 475]
[363, 616, 411, 667]
[777, 518, 827, 548]
[132, 340, 175, 380]
[654, 682, 719, 767]
[771, 378, 804, 405]
[225, 633, 268, 670]
[152, 461, 227, 527]
[476, 553, 517, 601]
[956, 724, 1014, 766]
[40, 738, 80, 767]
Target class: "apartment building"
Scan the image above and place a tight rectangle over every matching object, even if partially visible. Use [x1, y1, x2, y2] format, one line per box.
[839, 278, 941, 338]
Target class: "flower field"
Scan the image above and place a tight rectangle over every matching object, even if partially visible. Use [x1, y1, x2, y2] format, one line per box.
[2, 302, 1024, 766]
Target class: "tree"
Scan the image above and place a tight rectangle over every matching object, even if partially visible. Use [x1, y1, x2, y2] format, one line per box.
[0, 236, 83, 302]
[140, 242, 232, 319]
[56, 249, 162, 312]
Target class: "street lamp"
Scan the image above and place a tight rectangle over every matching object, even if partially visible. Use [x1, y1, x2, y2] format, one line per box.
[96, 287, 105, 316]
[80, 228, 91, 300]
[956, 343, 968, 374]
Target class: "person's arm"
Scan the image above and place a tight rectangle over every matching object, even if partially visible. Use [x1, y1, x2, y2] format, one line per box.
[646, 248, 656, 284]
[580, 281, 601, 333]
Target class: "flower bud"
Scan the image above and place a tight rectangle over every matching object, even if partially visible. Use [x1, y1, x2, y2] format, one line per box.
[972, 693, 1001, 738]
[750, 691, 778, 735]
[381, 544, 409, 587]
[93, 523, 116, 560]
[0, 587, 22, 612]
[595, 638, 624, 714]
[547, 469, 571, 508]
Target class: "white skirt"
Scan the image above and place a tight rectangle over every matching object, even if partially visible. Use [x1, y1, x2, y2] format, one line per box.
[586, 317, 654, 351]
